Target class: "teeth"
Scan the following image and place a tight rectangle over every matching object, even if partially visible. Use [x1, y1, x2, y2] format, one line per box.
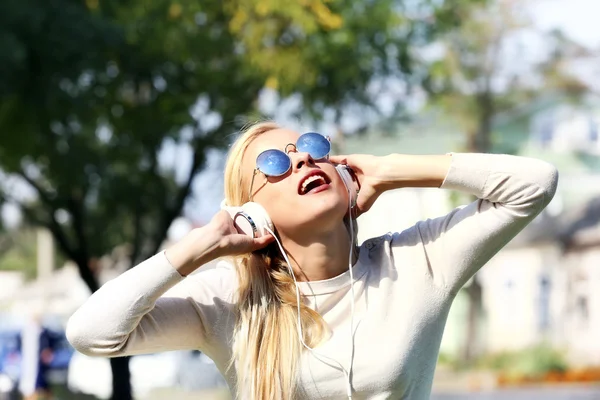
[301, 175, 326, 193]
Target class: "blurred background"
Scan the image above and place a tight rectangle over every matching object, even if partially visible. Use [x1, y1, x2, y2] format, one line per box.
[1, 0, 599, 399]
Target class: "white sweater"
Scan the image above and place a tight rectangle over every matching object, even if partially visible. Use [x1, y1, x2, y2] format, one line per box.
[66, 153, 558, 399]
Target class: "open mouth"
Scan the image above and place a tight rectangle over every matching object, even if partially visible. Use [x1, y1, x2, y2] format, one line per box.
[298, 170, 331, 195]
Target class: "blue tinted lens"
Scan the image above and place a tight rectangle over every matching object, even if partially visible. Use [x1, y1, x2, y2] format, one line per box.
[296, 132, 330, 160]
[256, 149, 291, 177]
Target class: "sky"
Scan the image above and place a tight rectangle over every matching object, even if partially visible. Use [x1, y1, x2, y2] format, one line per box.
[2, 0, 600, 236]
[532, 0, 600, 49]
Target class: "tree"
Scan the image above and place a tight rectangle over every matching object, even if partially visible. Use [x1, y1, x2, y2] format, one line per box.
[0, 229, 38, 280]
[0, 0, 483, 397]
[425, 0, 590, 362]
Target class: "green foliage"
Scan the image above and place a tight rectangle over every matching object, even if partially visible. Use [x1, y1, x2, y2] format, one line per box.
[0, 0, 262, 281]
[0, 0, 486, 285]
[439, 344, 569, 377]
[437, 351, 457, 366]
[0, 228, 66, 280]
[0, 250, 36, 280]
[0, 229, 38, 280]
[478, 344, 568, 378]
[224, 0, 486, 114]
[0, 1, 487, 397]
[425, 0, 590, 152]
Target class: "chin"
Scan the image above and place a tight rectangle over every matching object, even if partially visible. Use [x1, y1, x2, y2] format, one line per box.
[270, 189, 350, 235]
[300, 193, 348, 229]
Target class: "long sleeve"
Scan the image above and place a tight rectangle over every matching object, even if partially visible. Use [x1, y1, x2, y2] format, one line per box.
[391, 153, 559, 295]
[66, 252, 237, 358]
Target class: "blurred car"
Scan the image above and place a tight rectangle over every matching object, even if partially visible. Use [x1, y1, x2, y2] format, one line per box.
[0, 329, 73, 399]
[44, 330, 74, 385]
[0, 331, 21, 400]
[68, 350, 227, 399]
[176, 350, 228, 391]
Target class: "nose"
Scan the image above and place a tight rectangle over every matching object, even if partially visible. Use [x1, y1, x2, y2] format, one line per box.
[290, 151, 316, 172]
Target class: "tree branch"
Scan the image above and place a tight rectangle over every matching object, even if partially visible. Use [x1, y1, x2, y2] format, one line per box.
[148, 137, 207, 259]
[0, 235, 14, 257]
[14, 173, 75, 255]
[15, 202, 99, 291]
[129, 197, 143, 267]
[11, 173, 98, 292]
[17, 172, 56, 208]
[66, 193, 90, 263]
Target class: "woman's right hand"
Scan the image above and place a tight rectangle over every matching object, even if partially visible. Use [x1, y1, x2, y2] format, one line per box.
[165, 210, 274, 276]
[208, 210, 275, 257]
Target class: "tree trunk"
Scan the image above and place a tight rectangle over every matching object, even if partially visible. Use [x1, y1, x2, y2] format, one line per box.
[110, 357, 133, 400]
[462, 278, 483, 362]
[461, 95, 494, 363]
[76, 260, 132, 399]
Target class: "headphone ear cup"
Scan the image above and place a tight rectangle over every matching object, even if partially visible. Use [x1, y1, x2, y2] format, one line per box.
[241, 202, 273, 237]
[335, 165, 358, 208]
[220, 200, 273, 238]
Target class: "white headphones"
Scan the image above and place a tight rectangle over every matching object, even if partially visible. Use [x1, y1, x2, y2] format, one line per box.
[221, 165, 358, 238]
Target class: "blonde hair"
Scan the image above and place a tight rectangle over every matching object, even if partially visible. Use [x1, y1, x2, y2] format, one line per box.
[224, 121, 356, 399]
[225, 122, 358, 400]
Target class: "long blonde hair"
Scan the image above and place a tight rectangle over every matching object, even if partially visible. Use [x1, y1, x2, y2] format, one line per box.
[224, 121, 356, 399]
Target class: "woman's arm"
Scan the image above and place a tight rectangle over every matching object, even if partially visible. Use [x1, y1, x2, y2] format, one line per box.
[389, 152, 559, 294]
[374, 153, 453, 190]
[66, 210, 274, 358]
[332, 152, 558, 294]
[65, 226, 229, 357]
[329, 153, 452, 216]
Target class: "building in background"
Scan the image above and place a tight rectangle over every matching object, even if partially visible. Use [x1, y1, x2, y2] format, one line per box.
[2, 94, 600, 395]
[344, 95, 600, 364]
[0, 226, 227, 399]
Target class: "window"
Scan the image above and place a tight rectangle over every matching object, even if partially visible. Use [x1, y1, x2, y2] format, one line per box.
[538, 276, 551, 332]
[589, 118, 598, 143]
[576, 295, 589, 324]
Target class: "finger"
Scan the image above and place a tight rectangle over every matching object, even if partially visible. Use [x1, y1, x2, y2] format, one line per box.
[216, 209, 233, 221]
[251, 232, 275, 251]
[328, 155, 348, 165]
[355, 186, 377, 216]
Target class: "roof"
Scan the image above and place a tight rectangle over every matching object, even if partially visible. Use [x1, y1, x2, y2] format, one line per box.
[558, 196, 600, 250]
[509, 195, 600, 251]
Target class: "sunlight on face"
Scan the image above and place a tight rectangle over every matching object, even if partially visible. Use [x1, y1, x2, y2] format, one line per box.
[241, 128, 350, 237]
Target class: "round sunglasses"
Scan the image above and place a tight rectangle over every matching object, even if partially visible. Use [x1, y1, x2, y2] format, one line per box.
[249, 132, 331, 198]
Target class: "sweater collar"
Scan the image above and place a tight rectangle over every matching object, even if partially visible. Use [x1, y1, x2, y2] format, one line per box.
[295, 247, 370, 296]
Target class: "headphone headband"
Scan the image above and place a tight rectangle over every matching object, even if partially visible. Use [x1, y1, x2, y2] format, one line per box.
[336, 165, 358, 208]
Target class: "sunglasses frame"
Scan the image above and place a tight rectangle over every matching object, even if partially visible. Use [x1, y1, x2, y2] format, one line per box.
[248, 133, 331, 200]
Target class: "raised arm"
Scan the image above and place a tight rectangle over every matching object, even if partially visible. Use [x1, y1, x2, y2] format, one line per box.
[66, 211, 274, 357]
[391, 153, 559, 294]
[65, 249, 232, 357]
[332, 152, 558, 295]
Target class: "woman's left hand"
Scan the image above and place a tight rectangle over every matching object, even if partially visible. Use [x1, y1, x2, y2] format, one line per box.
[330, 154, 388, 218]
[331, 153, 452, 218]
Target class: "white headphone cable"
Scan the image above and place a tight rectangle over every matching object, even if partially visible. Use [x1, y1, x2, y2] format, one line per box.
[265, 197, 356, 400]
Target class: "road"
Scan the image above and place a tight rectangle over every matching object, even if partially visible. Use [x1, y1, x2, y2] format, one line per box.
[432, 386, 600, 400]
[144, 385, 600, 400]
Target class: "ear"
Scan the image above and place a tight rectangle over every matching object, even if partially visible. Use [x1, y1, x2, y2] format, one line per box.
[220, 199, 274, 238]
[240, 202, 274, 237]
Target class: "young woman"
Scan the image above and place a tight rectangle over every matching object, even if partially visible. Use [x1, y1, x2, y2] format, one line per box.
[66, 121, 558, 399]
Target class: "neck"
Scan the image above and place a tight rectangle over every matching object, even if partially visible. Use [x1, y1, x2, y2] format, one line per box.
[278, 221, 354, 282]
